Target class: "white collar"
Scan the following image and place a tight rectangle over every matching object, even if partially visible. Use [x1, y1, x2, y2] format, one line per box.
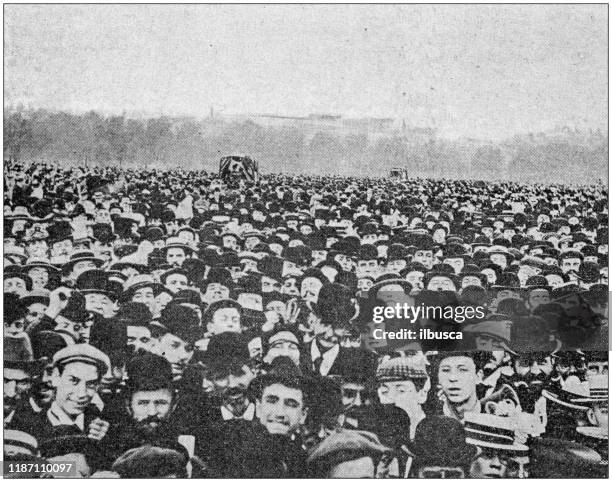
[220, 402, 255, 421]
[47, 401, 85, 431]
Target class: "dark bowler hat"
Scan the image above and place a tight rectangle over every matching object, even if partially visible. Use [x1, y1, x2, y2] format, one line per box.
[76, 269, 116, 299]
[406, 416, 479, 468]
[153, 304, 202, 345]
[58, 291, 92, 325]
[114, 301, 153, 326]
[121, 274, 166, 301]
[491, 272, 521, 290]
[126, 352, 174, 392]
[529, 438, 604, 478]
[31, 330, 68, 361]
[200, 332, 250, 370]
[4, 336, 47, 374]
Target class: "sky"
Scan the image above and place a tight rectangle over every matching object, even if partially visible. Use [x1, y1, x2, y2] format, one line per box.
[4, 4, 608, 139]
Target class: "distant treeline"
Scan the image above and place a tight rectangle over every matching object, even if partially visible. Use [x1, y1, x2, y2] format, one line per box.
[3, 109, 607, 183]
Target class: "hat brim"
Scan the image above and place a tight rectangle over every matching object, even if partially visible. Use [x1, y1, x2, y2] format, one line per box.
[406, 443, 479, 466]
[465, 437, 529, 453]
[62, 257, 105, 271]
[79, 288, 118, 301]
[20, 295, 50, 306]
[5, 357, 48, 373]
[542, 389, 591, 411]
[576, 427, 608, 440]
[24, 263, 61, 272]
[121, 282, 165, 300]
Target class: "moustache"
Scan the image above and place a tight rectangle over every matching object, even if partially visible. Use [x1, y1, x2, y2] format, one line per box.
[137, 415, 165, 428]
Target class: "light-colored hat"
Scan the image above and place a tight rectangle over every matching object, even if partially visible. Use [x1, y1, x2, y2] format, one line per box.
[52, 344, 111, 374]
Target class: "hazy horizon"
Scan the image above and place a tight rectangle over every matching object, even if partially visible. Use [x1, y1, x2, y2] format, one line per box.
[5, 5, 608, 140]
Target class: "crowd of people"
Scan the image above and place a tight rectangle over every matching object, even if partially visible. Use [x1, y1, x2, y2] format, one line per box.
[3, 160, 609, 478]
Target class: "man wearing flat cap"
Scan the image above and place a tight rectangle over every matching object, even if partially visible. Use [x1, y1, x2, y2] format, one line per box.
[12, 344, 111, 444]
[307, 428, 392, 478]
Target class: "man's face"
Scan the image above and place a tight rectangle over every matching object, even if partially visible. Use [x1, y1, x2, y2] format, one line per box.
[4, 277, 27, 296]
[301, 277, 323, 303]
[164, 274, 189, 294]
[204, 283, 230, 302]
[490, 254, 507, 270]
[264, 333, 301, 366]
[438, 356, 478, 404]
[378, 379, 425, 411]
[84, 293, 114, 318]
[223, 236, 238, 251]
[362, 233, 378, 245]
[208, 307, 241, 335]
[601, 267, 609, 284]
[52, 239, 73, 257]
[589, 402, 609, 431]
[433, 229, 446, 244]
[427, 276, 456, 292]
[28, 267, 49, 289]
[387, 259, 406, 274]
[356, 259, 378, 277]
[311, 250, 327, 266]
[281, 277, 300, 296]
[127, 325, 154, 353]
[209, 364, 255, 415]
[25, 302, 47, 327]
[261, 276, 281, 293]
[4, 367, 31, 416]
[561, 257, 581, 274]
[53, 362, 99, 416]
[334, 254, 353, 272]
[414, 250, 434, 269]
[4, 316, 26, 337]
[528, 289, 550, 309]
[257, 383, 306, 435]
[177, 230, 195, 245]
[129, 388, 173, 434]
[156, 333, 194, 380]
[405, 271, 424, 290]
[166, 247, 187, 266]
[445, 258, 464, 274]
[461, 276, 483, 289]
[72, 261, 98, 279]
[132, 287, 155, 313]
[357, 277, 373, 292]
[26, 240, 48, 259]
[513, 355, 554, 388]
[474, 335, 507, 352]
[241, 259, 258, 273]
[244, 237, 260, 251]
[470, 450, 511, 479]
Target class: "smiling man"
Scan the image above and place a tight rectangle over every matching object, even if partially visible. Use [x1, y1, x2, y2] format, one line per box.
[11, 344, 111, 444]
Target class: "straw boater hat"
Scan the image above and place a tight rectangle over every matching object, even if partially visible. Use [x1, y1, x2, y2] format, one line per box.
[463, 412, 529, 452]
[541, 376, 592, 411]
